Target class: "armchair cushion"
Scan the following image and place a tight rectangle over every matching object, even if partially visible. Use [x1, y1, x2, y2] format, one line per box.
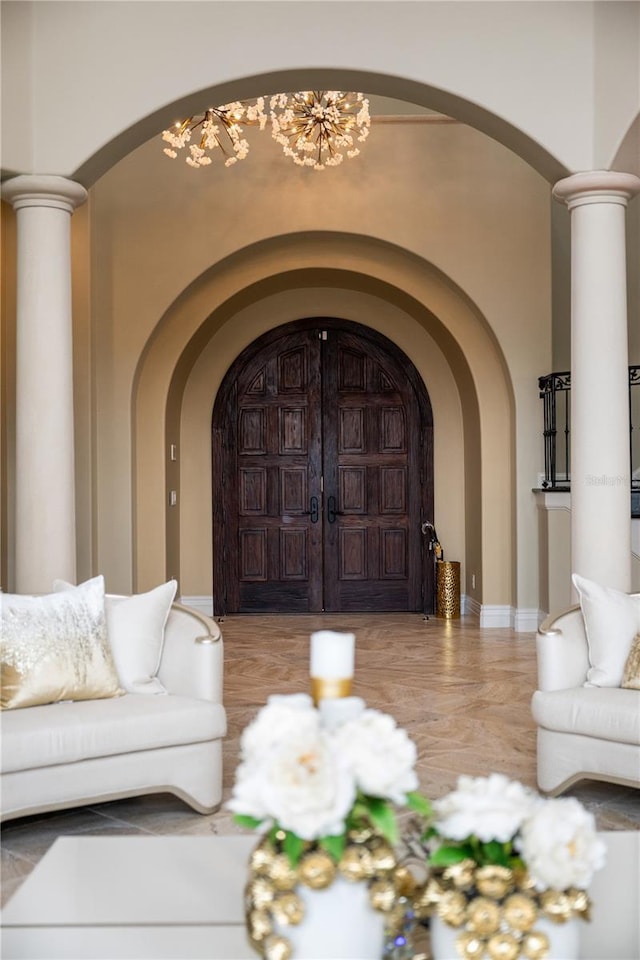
[572, 574, 640, 687]
[532, 687, 640, 746]
[1, 694, 226, 773]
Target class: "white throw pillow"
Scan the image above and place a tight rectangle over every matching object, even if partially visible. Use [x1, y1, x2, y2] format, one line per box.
[54, 579, 177, 694]
[1, 576, 121, 709]
[572, 573, 640, 687]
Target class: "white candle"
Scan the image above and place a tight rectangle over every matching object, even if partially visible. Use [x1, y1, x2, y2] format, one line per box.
[310, 631, 355, 679]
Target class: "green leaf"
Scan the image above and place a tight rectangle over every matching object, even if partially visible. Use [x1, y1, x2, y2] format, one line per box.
[319, 834, 346, 863]
[429, 844, 474, 867]
[283, 831, 305, 867]
[481, 840, 510, 866]
[233, 814, 264, 831]
[406, 792, 433, 818]
[362, 797, 398, 845]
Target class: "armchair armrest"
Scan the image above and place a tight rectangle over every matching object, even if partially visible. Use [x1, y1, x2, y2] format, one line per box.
[536, 604, 590, 690]
[157, 603, 223, 702]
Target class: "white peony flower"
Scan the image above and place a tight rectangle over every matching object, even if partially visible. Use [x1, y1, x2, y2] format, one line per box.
[228, 725, 356, 840]
[239, 694, 317, 763]
[517, 797, 607, 891]
[334, 708, 419, 804]
[433, 774, 536, 843]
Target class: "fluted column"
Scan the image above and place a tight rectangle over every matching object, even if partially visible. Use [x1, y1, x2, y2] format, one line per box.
[553, 171, 640, 593]
[2, 175, 87, 593]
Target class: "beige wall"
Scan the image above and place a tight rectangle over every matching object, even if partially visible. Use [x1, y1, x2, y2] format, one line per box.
[3, 2, 639, 181]
[84, 118, 550, 611]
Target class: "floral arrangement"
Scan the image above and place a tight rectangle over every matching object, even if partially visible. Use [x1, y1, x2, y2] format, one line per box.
[229, 692, 429, 862]
[228, 693, 430, 959]
[415, 773, 607, 960]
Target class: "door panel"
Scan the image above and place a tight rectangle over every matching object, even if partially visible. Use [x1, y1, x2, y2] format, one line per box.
[212, 320, 432, 615]
[322, 330, 421, 612]
[229, 330, 322, 612]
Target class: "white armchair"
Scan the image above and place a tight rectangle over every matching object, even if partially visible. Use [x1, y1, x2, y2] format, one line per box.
[531, 601, 640, 795]
[1, 602, 226, 822]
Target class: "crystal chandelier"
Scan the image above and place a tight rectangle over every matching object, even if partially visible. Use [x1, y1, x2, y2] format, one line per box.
[269, 91, 370, 169]
[161, 99, 267, 168]
[161, 92, 370, 171]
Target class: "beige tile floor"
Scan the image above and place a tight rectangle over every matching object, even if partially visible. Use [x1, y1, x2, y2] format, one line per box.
[2, 613, 639, 908]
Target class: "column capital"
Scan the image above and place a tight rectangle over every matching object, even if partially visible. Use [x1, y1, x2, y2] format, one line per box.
[1, 174, 87, 214]
[553, 170, 640, 209]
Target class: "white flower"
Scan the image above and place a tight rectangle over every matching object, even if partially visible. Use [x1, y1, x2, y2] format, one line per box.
[433, 774, 536, 843]
[517, 797, 607, 891]
[334, 709, 419, 804]
[239, 694, 316, 762]
[228, 725, 356, 840]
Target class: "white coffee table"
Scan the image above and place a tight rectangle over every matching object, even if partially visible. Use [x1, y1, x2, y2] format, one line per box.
[1, 832, 638, 959]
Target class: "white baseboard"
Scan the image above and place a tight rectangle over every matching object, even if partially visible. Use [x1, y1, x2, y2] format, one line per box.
[462, 594, 481, 619]
[479, 604, 514, 628]
[179, 595, 214, 617]
[179, 594, 540, 632]
[513, 608, 541, 633]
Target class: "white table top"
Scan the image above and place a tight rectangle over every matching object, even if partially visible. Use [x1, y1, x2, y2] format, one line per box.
[2, 831, 639, 959]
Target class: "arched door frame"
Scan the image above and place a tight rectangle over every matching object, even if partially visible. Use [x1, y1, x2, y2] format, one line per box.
[211, 317, 434, 615]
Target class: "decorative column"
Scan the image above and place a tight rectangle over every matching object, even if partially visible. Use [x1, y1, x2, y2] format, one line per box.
[2, 175, 87, 593]
[553, 171, 640, 593]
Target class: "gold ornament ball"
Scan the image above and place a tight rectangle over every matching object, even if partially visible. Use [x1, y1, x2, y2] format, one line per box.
[268, 854, 299, 891]
[475, 865, 515, 900]
[250, 844, 276, 876]
[298, 850, 337, 890]
[247, 877, 276, 909]
[393, 865, 419, 897]
[270, 891, 305, 927]
[466, 896, 501, 936]
[568, 888, 591, 918]
[413, 878, 442, 919]
[437, 889, 468, 928]
[455, 931, 485, 959]
[368, 877, 397, 913]
[521, 929, 551, 960]
[486, 931, 520, 960]
[369, 842, 397, 874]
[339, 844, 374, 882]
[540, 891, 573, 923]
[263, 933, 293, 960]
[443, 859, 476, 890]
[248, 908, 273, 942]
[502, 893, 538, 932]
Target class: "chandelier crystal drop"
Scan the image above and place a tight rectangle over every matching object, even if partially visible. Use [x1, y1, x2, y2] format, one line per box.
[269, 90, 371, 170]
[161, 91, 370, 171]
[161, 99, 267, 168]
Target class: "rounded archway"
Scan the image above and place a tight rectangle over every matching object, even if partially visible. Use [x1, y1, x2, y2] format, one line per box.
[131, 233, 515, 615]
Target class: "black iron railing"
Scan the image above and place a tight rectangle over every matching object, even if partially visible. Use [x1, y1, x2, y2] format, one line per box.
[538, 367, 640, 508]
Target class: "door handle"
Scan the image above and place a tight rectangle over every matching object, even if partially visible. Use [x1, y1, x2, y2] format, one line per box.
[327, 495, 344, 524]
[304, 496, 319, 523]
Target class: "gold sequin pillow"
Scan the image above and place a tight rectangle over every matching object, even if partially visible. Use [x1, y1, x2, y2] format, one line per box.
[1, 575, 121, 709]
[621, 633, 640, 690]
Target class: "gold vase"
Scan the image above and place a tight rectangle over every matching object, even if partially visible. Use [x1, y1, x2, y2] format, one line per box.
[436, 561, 461, 619]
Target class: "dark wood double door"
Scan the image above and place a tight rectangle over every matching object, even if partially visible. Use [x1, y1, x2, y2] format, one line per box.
[212, 320, 433, 614]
